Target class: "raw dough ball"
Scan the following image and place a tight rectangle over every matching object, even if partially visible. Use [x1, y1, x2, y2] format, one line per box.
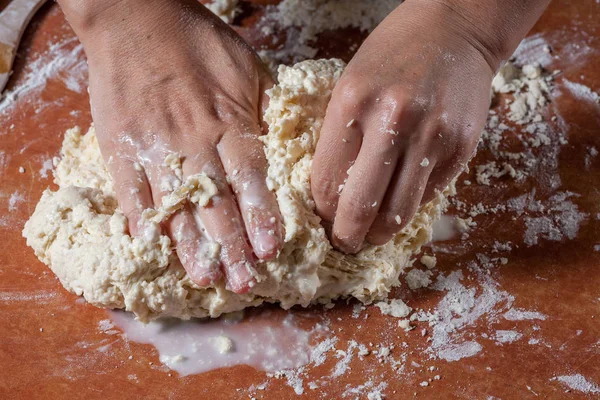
[23, 59, 449, 322]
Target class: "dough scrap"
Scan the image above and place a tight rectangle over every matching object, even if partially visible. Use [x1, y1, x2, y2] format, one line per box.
[23, 59, 450, 322]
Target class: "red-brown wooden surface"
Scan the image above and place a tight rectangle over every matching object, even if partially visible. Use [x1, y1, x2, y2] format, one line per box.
[1, 1, 599, 399]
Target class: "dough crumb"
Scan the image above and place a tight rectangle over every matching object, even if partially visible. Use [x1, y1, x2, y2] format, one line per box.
[213, 335, 235, 354]
[420, 255, 437, 269]
[376, 299, 412, 318]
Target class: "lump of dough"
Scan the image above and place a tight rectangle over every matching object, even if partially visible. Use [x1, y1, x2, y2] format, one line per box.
[23, 59, 451, 322]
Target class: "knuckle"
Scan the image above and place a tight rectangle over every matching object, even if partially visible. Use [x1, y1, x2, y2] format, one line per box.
[339, 196, 376, 226]
[335, 78, 368, 109]
[382, 85, 411, 108]
[311, 170, 339, 202]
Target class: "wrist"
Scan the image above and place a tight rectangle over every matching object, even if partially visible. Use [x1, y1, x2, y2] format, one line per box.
[412, 0, 551, 72]
[57, 0, 186, 41]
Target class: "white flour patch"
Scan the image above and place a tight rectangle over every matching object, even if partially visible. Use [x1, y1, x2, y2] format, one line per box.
[504, 308, 547, 321]
[8, 191, 25, 211]
[552, 374, 600, 394]
[512, 34, 554, 66]
[421, 264, 517, 362]
[437, 341, 482, 362]
[259, 0, 400, 66]
[0, 38, 86, 115]
[39, 158, 54, 179]
[494, 330, 523, 344]
[342, 381, 388, 399]
[0, 291, 57, 303]
[331, 340, 359, 378]
[562, 79, 600, 104]
[523, 192, 587, 246]
[310, 336, 338, 366]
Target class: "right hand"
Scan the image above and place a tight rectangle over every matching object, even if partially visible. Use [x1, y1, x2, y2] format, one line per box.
[58, 0, 283, 293]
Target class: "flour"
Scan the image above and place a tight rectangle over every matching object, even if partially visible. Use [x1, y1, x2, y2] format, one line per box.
[342, 381, 388, 399]
[492, 61, 552, 125]
[23, 59, 448, 322]
[405, 268, 432, 290]
[562, 79, 600, 104]
[476, 61, 563, 187]
[494, 330, 523, 344]
[423, 269, 513, 361]
[39, 158, 53, 179]
[552, 374, 600, 394]
[259, 0, 401, 65]
[503, 308, 547, 321]
[0, 38, 85, 115]
[310, 336, 338, 366]
[8, 190, 24, 211]
[523, 192, 587, 246]
[331, 340, 358, 378]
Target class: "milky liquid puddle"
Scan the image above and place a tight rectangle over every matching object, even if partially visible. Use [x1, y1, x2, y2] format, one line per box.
[110, 309, 319, 376]
[432, 214, 456, 242]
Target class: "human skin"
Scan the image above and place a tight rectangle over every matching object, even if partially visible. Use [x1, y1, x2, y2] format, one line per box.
[311, 0, 551, 253]
[55, 0, 550, 286]
[56, 0, 284, 293]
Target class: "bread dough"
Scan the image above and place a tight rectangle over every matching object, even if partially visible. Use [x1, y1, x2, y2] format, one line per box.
[23, 59, 449, 322]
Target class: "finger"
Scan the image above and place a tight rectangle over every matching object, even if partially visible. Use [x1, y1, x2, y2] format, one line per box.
[258, 65, 275, 124]
[218, 126, 283, 260]
[311, 97, 363, 224]
[183, 151, 259, 294]
[167, 204, 222, 286]
[366, 154, 434, 246]
[330, 123, 402, 254]
[106, 155, 154, 237]
[144, 153, 222, 287]
[420, 161, 463, 205]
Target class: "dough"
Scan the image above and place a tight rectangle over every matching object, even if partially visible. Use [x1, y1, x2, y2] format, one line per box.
[23, 59, 449, 322]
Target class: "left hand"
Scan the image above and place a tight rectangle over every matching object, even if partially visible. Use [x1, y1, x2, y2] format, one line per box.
[311, 1, 496, 253]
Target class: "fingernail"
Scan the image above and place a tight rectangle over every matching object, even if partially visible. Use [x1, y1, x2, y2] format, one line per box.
[253, 228, 281, 259]
[189, 261, 222, 287]
[332, 234, 362, 255]
[226, 261, 257, 294]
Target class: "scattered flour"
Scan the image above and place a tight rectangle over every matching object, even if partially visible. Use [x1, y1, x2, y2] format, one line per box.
[259, 0, 401, 65]
[8, 190, 25, 211]
[562, 79, 600, 104]
[0, 38, 86, 115]
[494, 330, 523, 344]
[405, 269, 432, 290]
[422, 268, 515, 362]
[523, 192, 587, 246]
[39, 158, 54, 179]
[553, 374, 600, 394]
[504, 308, 547, 321]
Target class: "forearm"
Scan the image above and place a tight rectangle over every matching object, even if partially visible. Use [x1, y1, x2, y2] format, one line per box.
[56, 0, 204, 38]
[427, 0, 551, 70]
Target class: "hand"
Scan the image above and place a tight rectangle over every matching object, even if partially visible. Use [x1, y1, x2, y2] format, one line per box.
[311, 1, 497, 253]
[60, 0, 283, 293]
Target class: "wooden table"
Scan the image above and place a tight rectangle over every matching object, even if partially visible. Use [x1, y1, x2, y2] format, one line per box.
[1, 1, 599, 398]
